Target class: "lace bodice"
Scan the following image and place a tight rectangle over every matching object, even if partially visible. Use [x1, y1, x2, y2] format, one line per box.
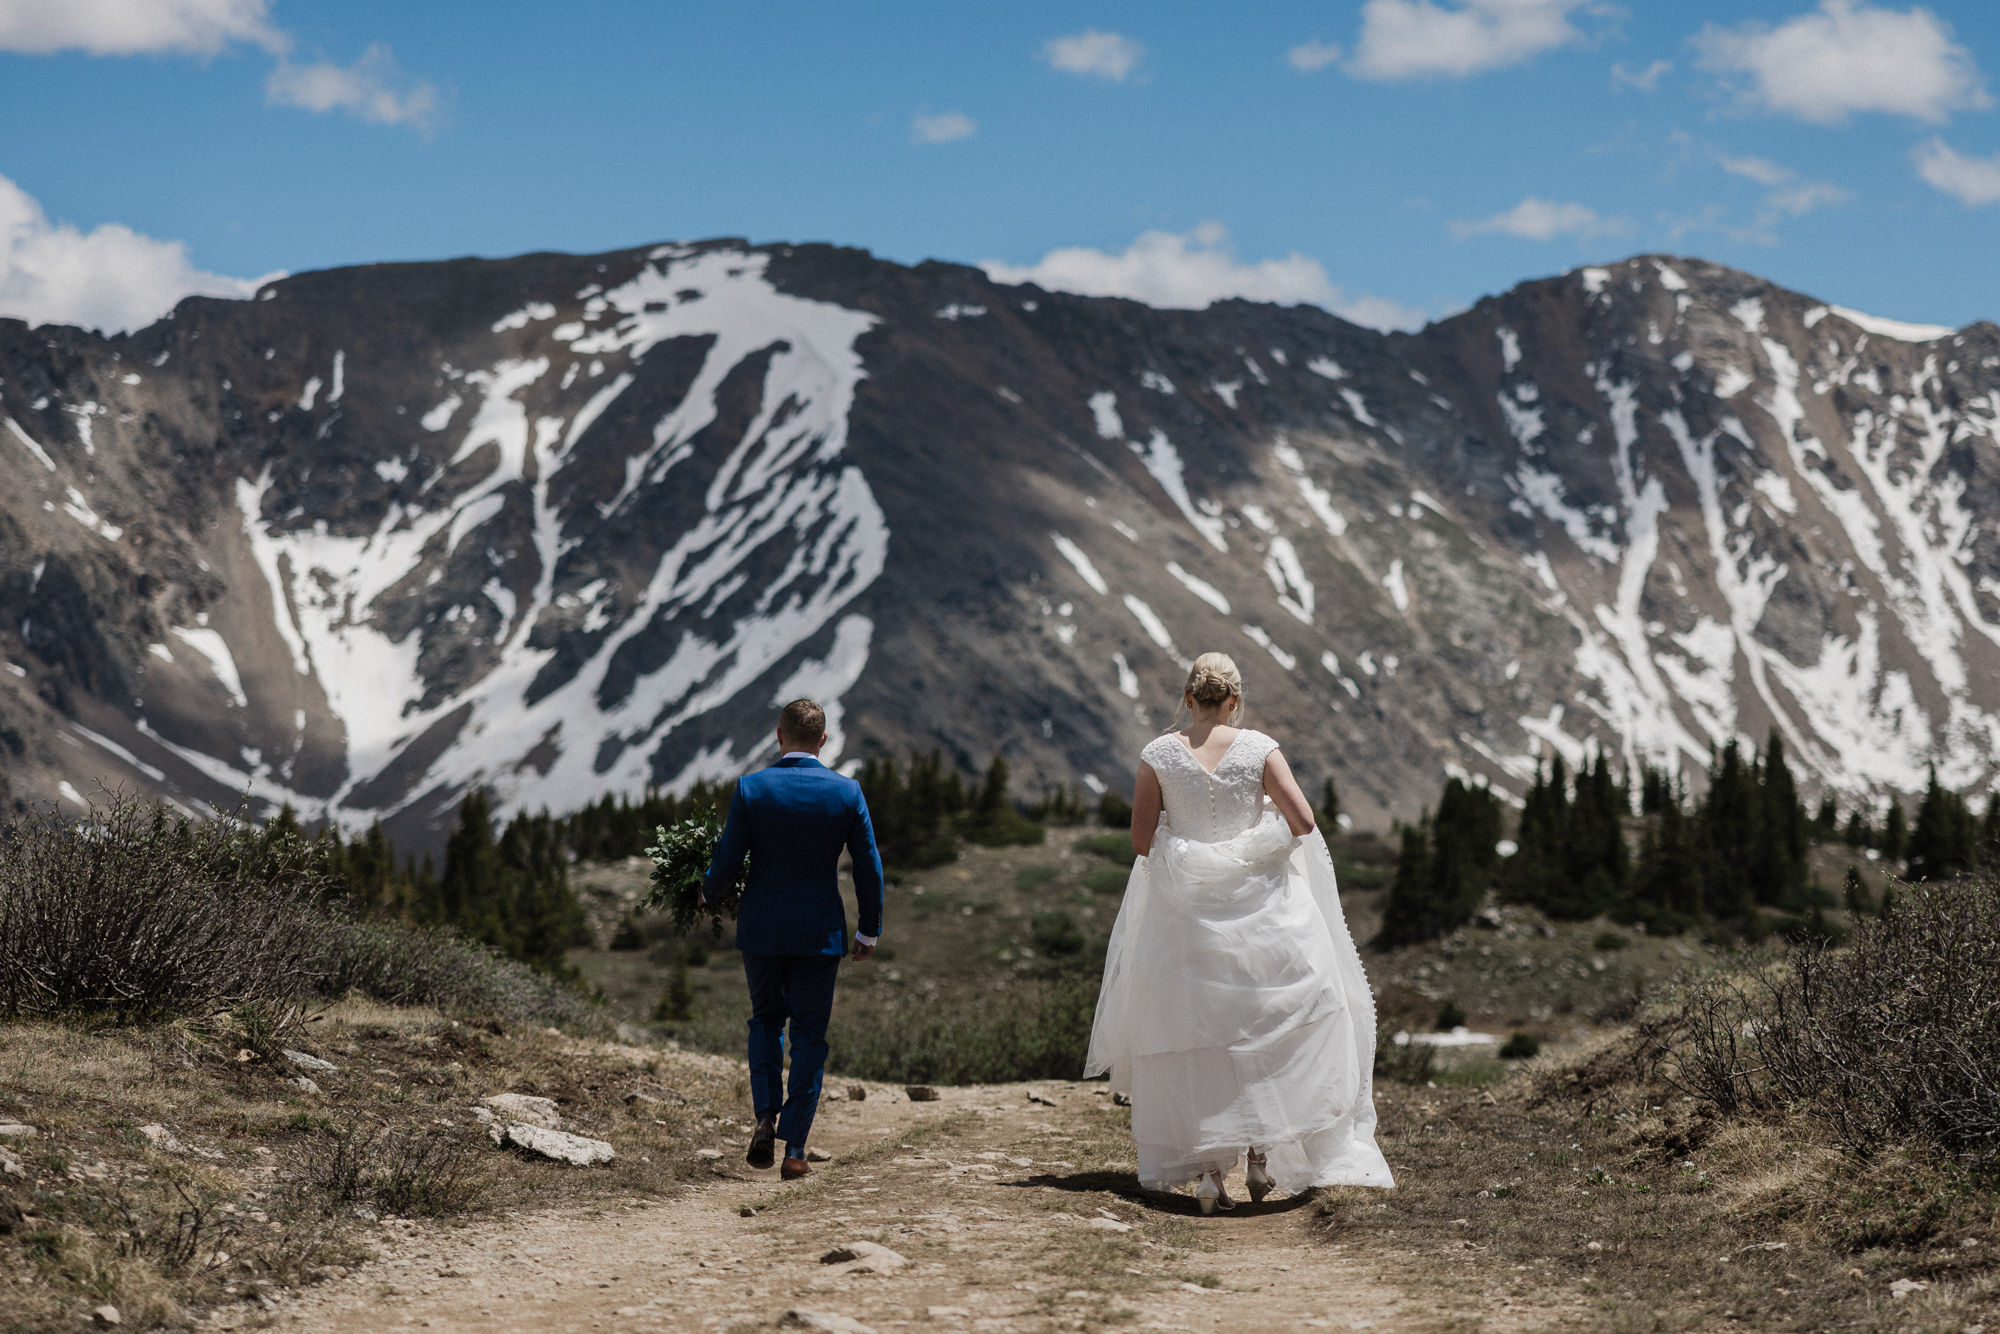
[1141, 729, 1282, 844]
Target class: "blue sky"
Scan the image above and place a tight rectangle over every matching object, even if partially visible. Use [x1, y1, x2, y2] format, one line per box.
[2, 0, 1998, 333]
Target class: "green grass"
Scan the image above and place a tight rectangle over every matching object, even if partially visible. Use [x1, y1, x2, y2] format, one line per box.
[1015, 864, 1058, 893]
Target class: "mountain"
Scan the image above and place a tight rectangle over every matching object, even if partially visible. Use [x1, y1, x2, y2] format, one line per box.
[1, 240, 1996, 843]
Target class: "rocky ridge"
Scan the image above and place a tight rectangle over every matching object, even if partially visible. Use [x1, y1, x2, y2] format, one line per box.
[0, 241, 1996, 838]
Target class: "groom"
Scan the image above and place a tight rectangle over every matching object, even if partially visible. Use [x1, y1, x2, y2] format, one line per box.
[701, 698, 884, 1180]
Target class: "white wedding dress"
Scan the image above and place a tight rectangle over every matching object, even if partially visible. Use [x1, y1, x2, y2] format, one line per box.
[1085, 729, 1394, 1194]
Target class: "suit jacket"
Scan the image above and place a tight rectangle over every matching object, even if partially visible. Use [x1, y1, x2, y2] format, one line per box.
[702, 755, 885, 956]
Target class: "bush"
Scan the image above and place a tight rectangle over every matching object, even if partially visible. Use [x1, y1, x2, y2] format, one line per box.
[1084, 866, 1130, 897]
[1373, 1018, 1436, 1084]
[1097, 791, 1133, 829]
[1592, 930, 1629, 951]
[1014, 864, 1057, 894]
[315, 915, 601, 1030]
[298, 1120, 484, 1217]
[1030, 911, 1085, 957]
[0, 795, 331, 1022]
[1078, 833, 1137, 867]
[1434, 999, 1467, 1031]
[827, 974, 1097, 1084]
[1498, 1032, 1542, 1060]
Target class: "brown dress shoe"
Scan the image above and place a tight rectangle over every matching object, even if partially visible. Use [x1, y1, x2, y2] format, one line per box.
[780, 1155, 811, 1181]
[745, 1117, 777, 1170]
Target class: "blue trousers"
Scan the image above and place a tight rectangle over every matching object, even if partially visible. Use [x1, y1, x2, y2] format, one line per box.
[742, 951, 842, 1157]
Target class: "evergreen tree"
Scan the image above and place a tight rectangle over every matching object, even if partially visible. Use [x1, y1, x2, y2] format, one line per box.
[1319, 778, 1342, 830]
[1812, 794, 1838, 841]
[1632, 797, 1701, 931]
[1883, 798, 1909, 863]
[1378, 779, 1503, 946]
[1842, 864, 1873, 916]
[963, 754, 1045, 847]
[1984, 792, 2000, 855]
[1908, 766, 1978, 881]
[1697, 740, 1759, 919]
[1843, 808, 1873, 849]
[1756, 731, 1809, 909]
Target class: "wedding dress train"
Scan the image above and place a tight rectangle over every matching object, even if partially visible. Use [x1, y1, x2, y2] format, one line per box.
[1085, 730, 1394, 1194]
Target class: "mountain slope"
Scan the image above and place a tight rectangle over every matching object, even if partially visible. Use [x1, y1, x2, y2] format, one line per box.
[0, 241, 1994, 839]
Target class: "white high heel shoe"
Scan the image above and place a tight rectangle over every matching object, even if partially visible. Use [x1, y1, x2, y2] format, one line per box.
[1194, 1170, 1235, 1216]
[1246, 1151, 1274, 1204]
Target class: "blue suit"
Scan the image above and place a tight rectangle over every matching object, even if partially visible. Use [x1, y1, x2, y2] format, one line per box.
[702, 755, 885, 1157]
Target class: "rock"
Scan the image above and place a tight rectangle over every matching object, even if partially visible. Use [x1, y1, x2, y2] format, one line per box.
[1890, 1278, 1929, 1300]
[927, 1308, 969, 1319]
[847, 1085, 866, 1102]
[471, 1106, 495, 1124]
[623, 1090, 660, 1106]
[780, 1310, 876, 1334]
[1584, 1240, 1603, 1252]
[0, 1124, 36, 1138]
[806, 1147, 833, 1163]
[1473, 907, 1504, 930]
[481, 1094, 563, 1131]
[290, 1076, 321, 1095]
[1026, 1091, 1057, 1106]
[695, 1148, 724, 1160]
[823, 1088, 844, 1102]
[137, 1124, 186, 1154]
[1086, 1216, 1132, 1233]
[1477, 1091, 1498, 1107]
[0, 1194, 25, 1233]
[904, 1085, 939, 1102]
[500, 1123, 613, 1166]
[739, 1205, 758, 1218]
[91, 1306, 122, 1326]
[1112, 1091, 1131, 1107]
[282, 1049, 337, 1073]
[0, 1148, 22, 1177]
[819, 1241, 907, 1275]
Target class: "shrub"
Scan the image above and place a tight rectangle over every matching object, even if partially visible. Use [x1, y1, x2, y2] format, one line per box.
[1078, 833, 1137, 867]
[1498, 1032, 1541, 1060]
[314, 915, 601, 1030]
[1434, 999, 1467, 1031]
[0, 795, 330, 1022]
[1084, 866, 1130, 897]
[1030, 911, 1085, 958]
[298, 1120, 484, 1217]
[1373, 1019, 1436, 1084]
[1097, 791, 1133, 829]
[827, 974, 1097, 1084]
[1015, 864, 1057, 894]
[1592, 930, 1629, 951]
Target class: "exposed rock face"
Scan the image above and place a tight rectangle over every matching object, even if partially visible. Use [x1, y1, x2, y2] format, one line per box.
[1, 243, 1996, 838]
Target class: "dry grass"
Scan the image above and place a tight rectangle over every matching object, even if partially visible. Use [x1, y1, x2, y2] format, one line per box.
[0, 999, 743, 1332]
[1314, 1038, 2000, 1331]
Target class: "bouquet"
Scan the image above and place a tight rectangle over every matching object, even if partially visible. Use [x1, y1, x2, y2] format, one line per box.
[643, 806, 747, 938]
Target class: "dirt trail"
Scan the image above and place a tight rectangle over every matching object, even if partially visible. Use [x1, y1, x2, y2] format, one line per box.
[259, 1081, 1574, 1334]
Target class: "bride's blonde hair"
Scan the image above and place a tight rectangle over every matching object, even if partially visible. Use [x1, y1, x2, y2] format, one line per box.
[1180, 652, 1244, 723]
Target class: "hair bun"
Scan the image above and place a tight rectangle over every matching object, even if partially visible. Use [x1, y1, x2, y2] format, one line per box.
[1183, 652, 1243, 707]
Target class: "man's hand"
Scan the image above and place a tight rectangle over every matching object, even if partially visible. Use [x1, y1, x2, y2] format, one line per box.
[850, 937, 875, 961]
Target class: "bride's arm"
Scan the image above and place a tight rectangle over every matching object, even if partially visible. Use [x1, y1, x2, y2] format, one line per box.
[1130, 762, 1163, 858]
[1262, 749, 1318, 836]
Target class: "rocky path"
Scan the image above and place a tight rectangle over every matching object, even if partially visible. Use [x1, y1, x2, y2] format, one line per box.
[257, 1081, 1575, 1334]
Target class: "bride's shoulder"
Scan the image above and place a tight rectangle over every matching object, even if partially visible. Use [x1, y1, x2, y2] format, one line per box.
[1138, 732, 1184, 766]
[1241, 728, 1282, 757]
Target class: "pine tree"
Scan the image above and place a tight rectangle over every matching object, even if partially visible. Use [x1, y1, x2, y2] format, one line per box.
[1377, 779, 1503, 946]
[1756, 731, 1809, 909]
[1842, 864, 1873, 916]
[1320, 778, 1342, 830]
[1908, 766, 1978, 882]
[1633, 797, 1701, 931]
[1883, 798, 1909, 863]
[1376, 815, 1440, 947]
[1843, 809, 1873, 849]
[1812, 794, 1838, 841]
[1698, 740, 1759, 919]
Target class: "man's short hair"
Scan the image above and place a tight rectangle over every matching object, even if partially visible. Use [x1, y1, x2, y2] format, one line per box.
[778, 698, 827, 747]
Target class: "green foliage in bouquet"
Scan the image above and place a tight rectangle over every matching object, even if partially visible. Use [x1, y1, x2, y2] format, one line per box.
[643, 807, 747, 939]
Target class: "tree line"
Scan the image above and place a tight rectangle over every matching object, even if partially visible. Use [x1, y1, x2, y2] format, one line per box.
[1377, 731, 2000, 947]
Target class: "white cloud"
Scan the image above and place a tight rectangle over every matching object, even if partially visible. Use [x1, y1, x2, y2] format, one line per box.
[980, 223, 1427, 330]
[1288, 39, 1344, 72]
[266, 44, 442, 133]
[0, 0, 280, 56]
[0, 172, 274, 335]
[910, 110, 977, 144]
[1041, 29, 1144, 82]
[1716, 151, 1849, 217]
[1913, 137, 2000, 206]
[1611, 59, 1672, 92]
[1348, 0, 1591, 80]
[1448, 197, 1629, 242]
[1694, 1, 1989, 125]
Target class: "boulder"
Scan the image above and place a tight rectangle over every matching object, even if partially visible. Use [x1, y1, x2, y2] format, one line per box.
[481, 1094, 562, 1130]
[137, 1124, 186, 1154]
[1086, 1216, 1132, 1233]
[290, 1076, 321, 1095]
[282, 1049, 337, 1073]
[0, 1124, 36, 1138]
[780, 1308, 877, 1333]
[806, 1147, 833, 1163]
[903, 1085, 939, 1102]
[501, 1124, 613, 1166]
[820, 1241, 906, 1273]
[0, 1147, 22, 1177]
[91, 1306, 122, 1327]
[846, 1085, 866, 1102]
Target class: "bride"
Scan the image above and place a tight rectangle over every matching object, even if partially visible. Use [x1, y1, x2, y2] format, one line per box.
[1086, 652, 1393, 1211]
